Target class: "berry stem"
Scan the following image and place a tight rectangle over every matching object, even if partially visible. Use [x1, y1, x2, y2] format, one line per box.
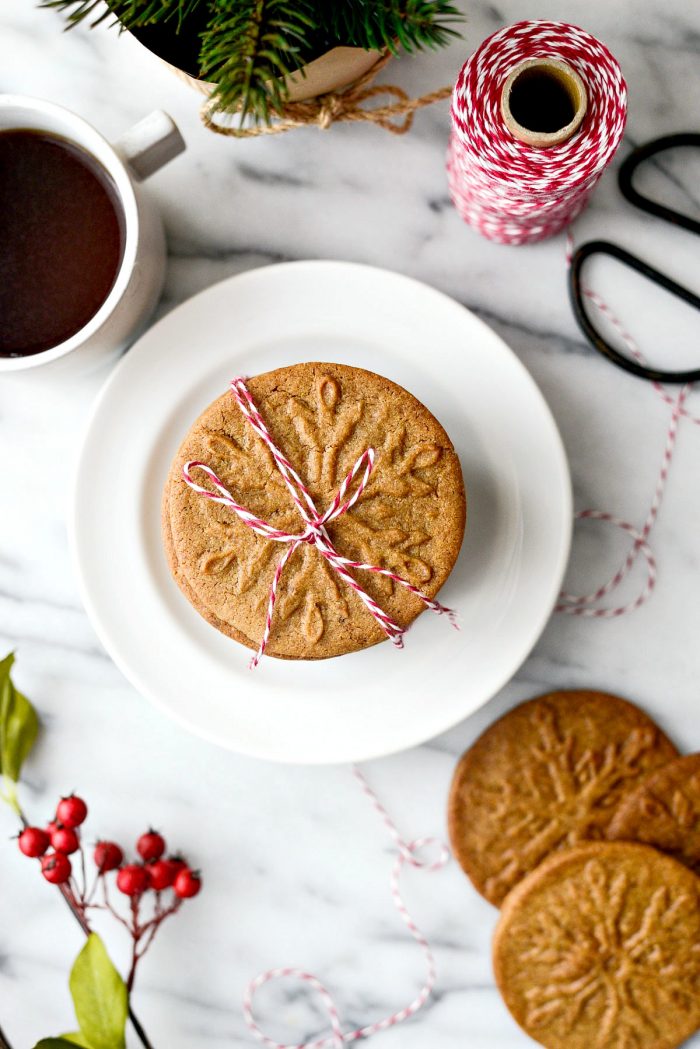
[100, 877, 132, 932]
[125, 893, 182, 991]
[66, 879, 81, 909]
[58, 881, 91, 935]
[15, 807, 157, 1049]
[140, 897, 182, 934]
[79, 841, 87, 897]
[127, 896, 140, 992]
[139, 902, 174, 953]
[84, 866, 100, 905]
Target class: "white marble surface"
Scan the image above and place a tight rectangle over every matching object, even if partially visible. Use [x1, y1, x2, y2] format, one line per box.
[2, 2, 700, 1046]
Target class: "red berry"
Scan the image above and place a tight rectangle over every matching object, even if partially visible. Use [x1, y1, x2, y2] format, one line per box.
[167, 855, 187, 874]
[18, 826, 50, 858]
[41, 851, 72, 884]
[173, 868, 201, 899]
[50, 825, 80, 855]
[56, 795, 88, 828]
[116, 863, 150, 897]
[136, 830, 165, 862]
[46, 819, 59, 837]
[147, 858, 176, 890]
[94, 840, 124, 872]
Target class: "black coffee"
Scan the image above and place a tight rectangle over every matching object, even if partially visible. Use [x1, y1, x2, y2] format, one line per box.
[0, 129, 125, 357]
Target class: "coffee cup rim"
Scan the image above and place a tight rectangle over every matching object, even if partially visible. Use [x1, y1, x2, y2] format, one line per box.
[0, 94, 140, 371]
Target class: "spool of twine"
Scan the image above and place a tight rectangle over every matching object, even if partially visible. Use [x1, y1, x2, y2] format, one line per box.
[447, 21, 627, 244]
[198, 50, 452, 137]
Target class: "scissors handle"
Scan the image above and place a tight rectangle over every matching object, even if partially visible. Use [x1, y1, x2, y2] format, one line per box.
[618, 132, 700, 234]
[568, 240, 700, 385]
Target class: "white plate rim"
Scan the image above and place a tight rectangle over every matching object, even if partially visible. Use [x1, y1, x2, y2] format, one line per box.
[70, 260, 572, 764]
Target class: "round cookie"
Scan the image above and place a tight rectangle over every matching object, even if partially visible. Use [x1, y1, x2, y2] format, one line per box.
[163, 363, 466, 660]
[493, 842, 700, 1049]
[607, 753, 700, 874]
[448, 690, 678, 905]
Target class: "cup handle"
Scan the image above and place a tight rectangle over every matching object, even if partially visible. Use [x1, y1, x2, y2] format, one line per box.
[114, 110, 185, 181]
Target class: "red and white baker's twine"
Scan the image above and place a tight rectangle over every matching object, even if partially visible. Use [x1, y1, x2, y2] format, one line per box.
[183, 377, 458, 668]
[447, 21, 627, 244]
[243, 765, 449, 1049]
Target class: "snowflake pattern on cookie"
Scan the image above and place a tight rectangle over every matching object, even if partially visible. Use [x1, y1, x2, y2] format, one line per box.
[494, 843, 700, 1049]
[448, 691, 678, 905]
[164, 363, 465, 659]
[608, 753, 700, 874]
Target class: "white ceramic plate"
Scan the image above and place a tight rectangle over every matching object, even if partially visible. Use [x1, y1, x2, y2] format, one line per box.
[71, 262, 571, 764]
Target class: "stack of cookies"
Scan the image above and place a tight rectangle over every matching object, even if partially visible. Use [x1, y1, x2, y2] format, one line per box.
[163, 363, 465, 660]
[448, 690, 700, 1049]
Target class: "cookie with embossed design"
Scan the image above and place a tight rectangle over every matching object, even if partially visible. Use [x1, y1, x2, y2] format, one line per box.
[163, 362, 465, 660]
[607, 753, 700, 875]
[493, 841, 700, 1049]
[448, 690, 678, 906]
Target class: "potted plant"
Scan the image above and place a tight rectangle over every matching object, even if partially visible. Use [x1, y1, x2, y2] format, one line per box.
[44, 1, 462, 125]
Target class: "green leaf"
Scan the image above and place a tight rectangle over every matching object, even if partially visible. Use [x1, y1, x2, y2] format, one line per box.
[33, 1033, 94, 1048]
[69, 935, 127, 1049]
[0, 651, 39, 785]
[33, 1040, 89, 1049]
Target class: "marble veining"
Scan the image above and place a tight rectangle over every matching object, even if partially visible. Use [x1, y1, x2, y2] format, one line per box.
[2, 1, 700, 1046]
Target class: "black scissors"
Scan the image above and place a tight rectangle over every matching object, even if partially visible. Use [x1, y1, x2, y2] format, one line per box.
[568, 132, 700, 384]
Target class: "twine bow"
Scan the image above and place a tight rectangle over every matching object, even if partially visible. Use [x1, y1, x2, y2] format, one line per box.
[200, 51, 452, 138]
[183, 377, 458, 668]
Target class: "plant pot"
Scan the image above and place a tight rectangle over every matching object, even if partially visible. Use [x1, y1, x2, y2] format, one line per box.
[126, 17, 383, 108]
[169, 44, 382, 103]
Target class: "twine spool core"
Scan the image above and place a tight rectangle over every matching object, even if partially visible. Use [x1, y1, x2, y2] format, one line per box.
[501, 58, 588, 147]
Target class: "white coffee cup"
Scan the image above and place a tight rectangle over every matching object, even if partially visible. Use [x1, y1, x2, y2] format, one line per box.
[0, 95, 185, 373]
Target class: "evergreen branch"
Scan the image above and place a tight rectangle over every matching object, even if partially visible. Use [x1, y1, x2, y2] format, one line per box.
[321, 1, 463, 54]
[43, 0, 463, 123]
[199, 0, 316, 121]
[396, 0, 464, 52]
[40, 0, 110, 30]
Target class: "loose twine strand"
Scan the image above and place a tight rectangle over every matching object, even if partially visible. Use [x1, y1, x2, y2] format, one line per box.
[200, 51, 452, 138]
[243, 765, 449, 1049]
[556, 235, 698, 618]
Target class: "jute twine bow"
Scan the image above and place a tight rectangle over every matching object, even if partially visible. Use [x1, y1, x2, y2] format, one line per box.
[200, 51, 452, 138]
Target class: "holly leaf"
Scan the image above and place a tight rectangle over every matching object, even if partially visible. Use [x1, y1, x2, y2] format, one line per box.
[61, 1035, 94, 1047]
[0, 651, 39, 785]
[69, 934, 127, 1049]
